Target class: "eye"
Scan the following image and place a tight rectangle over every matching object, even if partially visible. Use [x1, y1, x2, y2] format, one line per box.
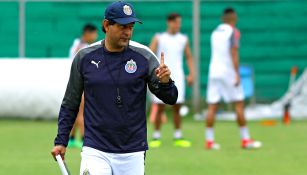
[122, 24, 134, 30]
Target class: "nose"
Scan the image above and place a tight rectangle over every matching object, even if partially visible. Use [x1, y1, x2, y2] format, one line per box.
[123, 25, 133, 34]
[123, 29, 132, 36]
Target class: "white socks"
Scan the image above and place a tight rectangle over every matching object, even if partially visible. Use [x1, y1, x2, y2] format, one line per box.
[240, 126, 251, 140]
[205, 127, 214, 141]
[153, 130, 183, 139]
[174, 129, 182, 139]
[205, 126, 251, 142]
[153, 130, 161, 139]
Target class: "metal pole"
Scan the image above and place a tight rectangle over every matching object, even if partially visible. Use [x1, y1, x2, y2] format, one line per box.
[192, 0, 200, 112]
[19, 0, 25, 58]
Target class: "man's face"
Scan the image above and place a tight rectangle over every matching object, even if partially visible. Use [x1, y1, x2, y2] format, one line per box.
[223, 12, 238, 26]
[104, 20, 134, 48]
[167, 17, 181, 33]
[84, 31, 98, 44]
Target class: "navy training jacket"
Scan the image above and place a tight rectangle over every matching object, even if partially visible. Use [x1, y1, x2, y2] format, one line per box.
[54, 40, 178, 153]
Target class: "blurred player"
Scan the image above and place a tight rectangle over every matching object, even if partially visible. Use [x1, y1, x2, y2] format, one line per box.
[205, 8, 262, 150]
[51, 1, 178, 174]
[68, 24, 98, 148]
[69, 24, 98, 58]
[149, 13, 195, 148]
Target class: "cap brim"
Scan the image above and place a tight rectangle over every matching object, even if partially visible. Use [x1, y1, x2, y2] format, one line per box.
[113, 17, 142, 25]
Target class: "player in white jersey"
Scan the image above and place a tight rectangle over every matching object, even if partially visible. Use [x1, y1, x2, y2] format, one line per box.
[149, 13, 195, 148]
[205, 8, 261, 150]
[69, 24, 98, 58]
[68, 24, 98, 148]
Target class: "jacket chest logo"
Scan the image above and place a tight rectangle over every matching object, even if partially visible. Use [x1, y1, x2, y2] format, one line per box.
[91, 60, 101, 69]
[125, 59, 137, 74]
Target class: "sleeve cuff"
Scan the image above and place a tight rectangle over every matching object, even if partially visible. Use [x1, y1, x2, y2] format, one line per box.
[159, 79, 174, 88]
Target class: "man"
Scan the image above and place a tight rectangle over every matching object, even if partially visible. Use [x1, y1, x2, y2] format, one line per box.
[205, 8, 261, 150]
[68, 24, 98, 148]
[69, 24, 98, 58]
[149, 13, 195, 148]
[51, 1, 178, 175]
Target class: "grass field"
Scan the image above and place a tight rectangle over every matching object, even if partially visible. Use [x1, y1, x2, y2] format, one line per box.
[0, 117, 306, 175]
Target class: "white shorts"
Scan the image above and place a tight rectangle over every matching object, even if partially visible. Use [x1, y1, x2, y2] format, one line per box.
[151, 74, 185, 104]
[80, 147, 145, 175]
[207, 78, 244, 104]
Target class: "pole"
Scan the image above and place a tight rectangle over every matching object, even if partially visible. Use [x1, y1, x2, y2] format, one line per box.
[192, 0, 200, 113]
[19, 0, 25, 58]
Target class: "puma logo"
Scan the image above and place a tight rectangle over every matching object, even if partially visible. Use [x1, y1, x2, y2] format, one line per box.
[91, 60, 101, 68]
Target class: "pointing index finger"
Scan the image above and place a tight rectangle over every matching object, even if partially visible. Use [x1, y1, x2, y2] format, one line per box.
[160, 52, 164, 65]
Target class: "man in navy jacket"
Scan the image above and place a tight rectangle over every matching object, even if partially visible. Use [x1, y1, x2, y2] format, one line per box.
[51, 1, 178, 175]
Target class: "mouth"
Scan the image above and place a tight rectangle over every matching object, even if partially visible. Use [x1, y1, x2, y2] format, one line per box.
[120, 38, 130, 42]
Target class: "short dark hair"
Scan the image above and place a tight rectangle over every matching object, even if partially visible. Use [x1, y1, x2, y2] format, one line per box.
[102, 19, 116, 33]
[224, 7, 235, 15]
[83, 24, 97, 34]
[167, 13, 181, 21]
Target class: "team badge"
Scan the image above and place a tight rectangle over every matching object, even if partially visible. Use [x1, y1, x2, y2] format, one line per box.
[125, 59, 137, 74]
[123, 5, 132, 16]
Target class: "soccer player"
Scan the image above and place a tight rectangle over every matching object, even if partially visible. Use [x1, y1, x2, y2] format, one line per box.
[51, 1, 178, 175]
[69, 24, 98, 58]
[68, 24, 98, 148]
[205, 8, 261, 150]
[149, 13, 195, 148]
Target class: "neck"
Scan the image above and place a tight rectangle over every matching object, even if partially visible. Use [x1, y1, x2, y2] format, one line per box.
[167, 29, 177, 35]
[104, 38, 125, 52]
[225, 21, 235, 27]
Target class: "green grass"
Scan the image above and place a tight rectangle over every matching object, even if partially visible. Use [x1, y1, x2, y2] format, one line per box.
[0, 118, 306, 175]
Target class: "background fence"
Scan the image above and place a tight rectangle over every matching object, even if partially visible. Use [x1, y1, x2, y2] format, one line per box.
[0, 0, 306, 102]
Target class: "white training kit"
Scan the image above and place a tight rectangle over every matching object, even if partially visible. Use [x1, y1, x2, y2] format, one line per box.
[80, 147, 145, 175]
[207, 23, 244, 103]
[69, 38, 89, 59]
[151, 32, 188, 104]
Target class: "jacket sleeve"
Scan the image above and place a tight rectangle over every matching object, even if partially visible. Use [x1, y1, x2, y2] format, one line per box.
[147, 52, 178, 105]
[54, 52, 84, 147]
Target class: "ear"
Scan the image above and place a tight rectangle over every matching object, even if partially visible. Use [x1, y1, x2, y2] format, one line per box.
[103, 19, 109, 33]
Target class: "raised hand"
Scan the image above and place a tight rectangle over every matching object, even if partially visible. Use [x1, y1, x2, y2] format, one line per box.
[155, 52, 171, 83]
